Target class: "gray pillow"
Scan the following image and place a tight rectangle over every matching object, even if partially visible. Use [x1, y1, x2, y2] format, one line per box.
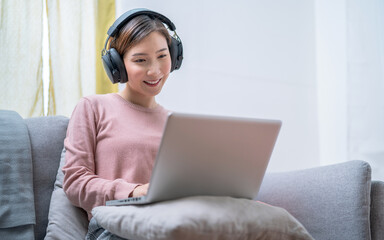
[44, 148, 89, 240]
[92, 196, 314, 240]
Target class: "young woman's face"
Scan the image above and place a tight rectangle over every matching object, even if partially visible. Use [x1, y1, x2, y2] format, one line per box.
[123, 31, 172, 100]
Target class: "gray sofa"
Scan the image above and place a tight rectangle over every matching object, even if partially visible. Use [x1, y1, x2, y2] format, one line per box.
[0, 110, 383, 240]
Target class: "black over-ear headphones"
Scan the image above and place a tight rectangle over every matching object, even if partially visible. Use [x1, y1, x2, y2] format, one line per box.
[101, 8, 183, 84]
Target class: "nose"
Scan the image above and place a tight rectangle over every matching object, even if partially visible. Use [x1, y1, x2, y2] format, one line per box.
[147, 61, 161, 77]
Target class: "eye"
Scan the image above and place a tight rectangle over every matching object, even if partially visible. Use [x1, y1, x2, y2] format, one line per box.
[134, 59, 146, 63]
[158, 54, 167, 59]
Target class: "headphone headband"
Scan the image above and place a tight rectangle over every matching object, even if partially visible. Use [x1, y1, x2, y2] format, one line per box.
[107, 8, 176, 37]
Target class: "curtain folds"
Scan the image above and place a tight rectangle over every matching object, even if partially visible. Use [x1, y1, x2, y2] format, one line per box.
[46, 0, 96, 116]
[46, 0, 116, 117]
[0, 0, 44, 118]
[0, 0, 116, 118]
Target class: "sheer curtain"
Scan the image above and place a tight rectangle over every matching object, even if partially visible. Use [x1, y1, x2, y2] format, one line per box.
[46, 0, 96, 116]
[46, 0, 116, 117]
[0, 0, 44, 118]
[0, 0, 116, 118]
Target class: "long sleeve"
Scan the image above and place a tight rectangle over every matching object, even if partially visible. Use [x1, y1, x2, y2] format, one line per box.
[62, 98, 137, 216]
[62, 94, 168, 219]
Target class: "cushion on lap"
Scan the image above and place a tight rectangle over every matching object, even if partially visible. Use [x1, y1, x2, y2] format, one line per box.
[92, 196, 314, 240]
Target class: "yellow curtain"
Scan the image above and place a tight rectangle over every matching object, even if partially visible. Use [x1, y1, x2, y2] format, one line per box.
[96, 0, 118, 94]
[0, 0, 44, 118]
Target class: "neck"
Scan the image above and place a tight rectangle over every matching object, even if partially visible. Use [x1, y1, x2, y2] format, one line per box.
[118, 88, 157, 109]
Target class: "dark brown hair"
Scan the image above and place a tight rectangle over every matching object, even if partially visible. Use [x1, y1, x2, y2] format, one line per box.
[109, 15, 171, 57]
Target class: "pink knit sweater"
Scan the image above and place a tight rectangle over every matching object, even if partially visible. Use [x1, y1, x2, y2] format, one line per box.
[62, 93, 169, 219]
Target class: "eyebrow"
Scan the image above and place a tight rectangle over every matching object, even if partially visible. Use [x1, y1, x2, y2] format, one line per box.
[131, 48, 168, 56]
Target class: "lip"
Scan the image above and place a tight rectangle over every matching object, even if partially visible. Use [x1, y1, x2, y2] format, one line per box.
[143, 78, 162, 87]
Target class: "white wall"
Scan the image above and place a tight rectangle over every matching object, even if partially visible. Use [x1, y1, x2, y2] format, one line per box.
[316, 0, 384, 181]
[346, 0, 384, 181]
[116, 0, 319, 172]
[315, 0, 348, 166]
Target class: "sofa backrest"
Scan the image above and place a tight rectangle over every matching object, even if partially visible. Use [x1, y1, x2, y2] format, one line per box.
[257, 160, 372, 240]
[24, 116, 69, 240]
[371, 180, 384, 240]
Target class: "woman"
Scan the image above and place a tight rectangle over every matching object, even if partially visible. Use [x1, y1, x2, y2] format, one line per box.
[62, 8, 183, 239]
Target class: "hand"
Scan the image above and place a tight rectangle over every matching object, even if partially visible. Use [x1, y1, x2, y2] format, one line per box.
[132, 183, 149, 197]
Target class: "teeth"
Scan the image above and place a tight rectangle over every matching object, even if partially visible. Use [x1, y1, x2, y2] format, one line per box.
[144, 79, 161, 85]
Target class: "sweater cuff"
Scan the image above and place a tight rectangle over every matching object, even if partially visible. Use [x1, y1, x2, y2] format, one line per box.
[114, 180, 140, 200]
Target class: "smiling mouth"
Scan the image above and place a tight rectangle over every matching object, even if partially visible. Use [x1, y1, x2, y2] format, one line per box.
[144, 78, 162, 87]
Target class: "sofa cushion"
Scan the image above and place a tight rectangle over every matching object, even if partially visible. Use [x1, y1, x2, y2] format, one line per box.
[45, 148, 88, 240]
[256, 160, 371, 240]
[24, 116, 69, 240]
[371, 181, 384, 240]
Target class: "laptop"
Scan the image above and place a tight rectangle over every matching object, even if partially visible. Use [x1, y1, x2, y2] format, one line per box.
[106, 112, 282, 206]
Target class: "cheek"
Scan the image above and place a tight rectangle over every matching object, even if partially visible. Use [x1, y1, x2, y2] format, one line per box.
[125, 64, 144, 78]
[162, 58, 172, 73]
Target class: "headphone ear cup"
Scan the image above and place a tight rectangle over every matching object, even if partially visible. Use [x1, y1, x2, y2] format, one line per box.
[101, 48, 128, 84]
[110, 48, 128, 83]
[169, 36, 183, 72]
[102, 50, 117, 84]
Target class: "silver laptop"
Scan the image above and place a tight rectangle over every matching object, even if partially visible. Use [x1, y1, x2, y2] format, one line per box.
[106, 112, 281, 206]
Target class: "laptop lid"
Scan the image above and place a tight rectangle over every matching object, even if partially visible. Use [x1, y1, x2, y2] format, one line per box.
[143, 112, 282, 203]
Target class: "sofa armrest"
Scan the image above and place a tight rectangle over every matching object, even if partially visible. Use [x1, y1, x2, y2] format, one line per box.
[371, 180, 384, 240]
[256, 160, 371, 240]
